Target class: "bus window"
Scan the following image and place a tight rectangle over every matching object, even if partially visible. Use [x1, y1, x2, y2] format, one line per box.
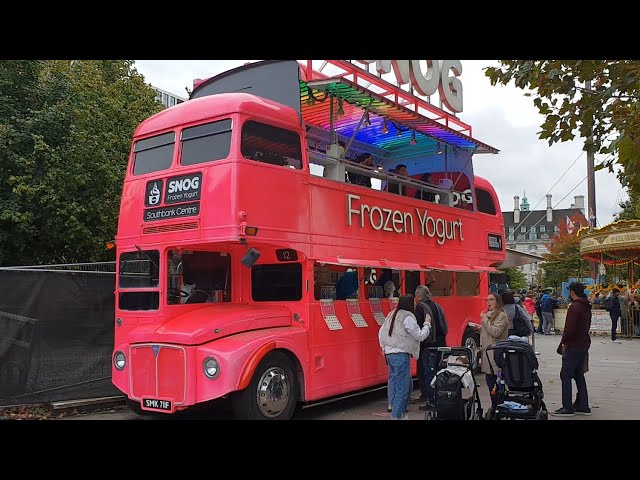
[119, 292, 160, 311]
[476, 188, 497, 215]
[119, 250, 160, 288]
[180, 119, 232, 166]
[133, 132, 175, 175]
[251, 264, 302, 302]
[364, 268, 400, 299]
[427, 269, 453, 296]
[405, 271, 421, 296]
[455, 272, 480, 296]
[166, 250, 231, 305]
[241, 120, 303, 169]
[314, 264, 359, 300]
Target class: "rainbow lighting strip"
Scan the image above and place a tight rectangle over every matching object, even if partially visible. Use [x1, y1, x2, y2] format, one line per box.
[300, 77, 499, 156]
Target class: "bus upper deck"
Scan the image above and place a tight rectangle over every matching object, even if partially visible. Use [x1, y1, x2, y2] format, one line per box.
[119, 60, 503, 270]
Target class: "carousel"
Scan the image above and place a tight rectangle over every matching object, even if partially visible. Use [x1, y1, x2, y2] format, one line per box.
[579, 220, 640, 337]
[579, 219, 640, 290]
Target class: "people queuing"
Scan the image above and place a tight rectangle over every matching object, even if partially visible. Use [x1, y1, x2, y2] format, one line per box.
[412, 285, 448, 410]
[378, 294, 431, 420]
[471, 292, 509, 416]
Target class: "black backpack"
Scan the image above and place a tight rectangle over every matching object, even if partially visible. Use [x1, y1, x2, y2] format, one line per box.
[435, 370, 464, 420]
[511, 307, 530, 337]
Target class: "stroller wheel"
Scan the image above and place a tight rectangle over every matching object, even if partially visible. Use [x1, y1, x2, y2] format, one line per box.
[536, 410, 549, 421]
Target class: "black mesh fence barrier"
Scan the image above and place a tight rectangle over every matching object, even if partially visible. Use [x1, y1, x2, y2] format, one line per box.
[0, 267, 120, 406]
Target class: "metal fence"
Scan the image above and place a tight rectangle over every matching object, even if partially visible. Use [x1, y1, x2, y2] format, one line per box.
[0, 262, 115, 274]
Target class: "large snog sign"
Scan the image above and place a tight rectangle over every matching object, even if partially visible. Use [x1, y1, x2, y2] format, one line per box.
[355, 60, 463, 113]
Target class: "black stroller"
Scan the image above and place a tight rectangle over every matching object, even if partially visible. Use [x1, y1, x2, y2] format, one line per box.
[424, 347, 483, 421]
[486, 339, 548, 420]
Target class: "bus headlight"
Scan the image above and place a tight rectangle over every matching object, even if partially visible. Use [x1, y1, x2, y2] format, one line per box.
[114, 351, 126, 371]
[203, 357, 220, 379]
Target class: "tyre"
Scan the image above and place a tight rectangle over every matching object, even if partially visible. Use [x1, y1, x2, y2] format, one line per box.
[232, 351, 299, 420]
[536, 409, 548, 421]
[462, 328, 481, 373]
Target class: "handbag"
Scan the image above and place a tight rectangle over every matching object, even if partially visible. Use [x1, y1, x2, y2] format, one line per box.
[556, 342, 564, 355]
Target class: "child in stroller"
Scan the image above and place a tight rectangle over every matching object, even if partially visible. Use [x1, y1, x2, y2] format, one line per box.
[486, 338, 548, 420]
[424, 346, 483, 421]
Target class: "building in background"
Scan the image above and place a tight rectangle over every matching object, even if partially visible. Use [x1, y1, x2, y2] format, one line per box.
[152, 86, 187, 109]
[503, 193, 587, 286]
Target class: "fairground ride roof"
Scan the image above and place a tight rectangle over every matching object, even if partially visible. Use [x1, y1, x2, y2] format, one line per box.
[579, 220, 640, 265]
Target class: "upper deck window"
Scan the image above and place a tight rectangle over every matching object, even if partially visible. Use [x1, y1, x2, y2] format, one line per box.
[476, 188, 497, 215]
[241, 121, 302, 169]
[181, 119, 232, 166]
[133, 132, 175, 175]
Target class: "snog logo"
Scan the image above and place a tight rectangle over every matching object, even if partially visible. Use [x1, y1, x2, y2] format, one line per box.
[165, 172, 202, 204]
[145, 179, 164, 207]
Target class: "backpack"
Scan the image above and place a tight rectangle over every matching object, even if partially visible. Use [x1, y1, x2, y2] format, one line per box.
[512, 307, 530, 337]
[435, 370, 465, 420]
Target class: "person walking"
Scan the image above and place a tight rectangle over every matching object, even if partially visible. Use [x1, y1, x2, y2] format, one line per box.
[551, 282, 592, 417]
[534, 294, 544, 334]
[540, 292, 557, 335]
[470, 292, 509, 416]
[605, 288, 622, 343]
[378, 294, 431, 420]
[413, 285, 448, 410]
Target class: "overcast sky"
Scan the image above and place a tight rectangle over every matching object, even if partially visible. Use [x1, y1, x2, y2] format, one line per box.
[133, 60, 626, 227]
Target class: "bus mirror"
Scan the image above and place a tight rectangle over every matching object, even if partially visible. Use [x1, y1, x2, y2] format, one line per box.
[241, 248, 261, 268]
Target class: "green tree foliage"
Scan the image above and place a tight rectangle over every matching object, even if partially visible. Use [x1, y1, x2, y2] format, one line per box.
[485, 61, 640, 196]
[503, 267, 527, 291]
[541, 213, 588, 289]
[0, 60, 162, 266]
[615, 194, 640, 221]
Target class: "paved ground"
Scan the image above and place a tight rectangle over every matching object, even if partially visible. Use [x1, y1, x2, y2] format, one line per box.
[61, 333, 639, 420]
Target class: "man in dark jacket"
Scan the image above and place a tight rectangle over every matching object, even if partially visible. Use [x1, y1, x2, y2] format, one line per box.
[413, 285, 448, 409]
[605, 288, 622, 342]
[551, 282, 592, 417]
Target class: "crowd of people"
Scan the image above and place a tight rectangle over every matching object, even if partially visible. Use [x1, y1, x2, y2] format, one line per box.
[378, 283, 596, 420]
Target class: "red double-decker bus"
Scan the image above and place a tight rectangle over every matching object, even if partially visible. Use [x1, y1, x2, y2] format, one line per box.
[111, 60, 504, 419]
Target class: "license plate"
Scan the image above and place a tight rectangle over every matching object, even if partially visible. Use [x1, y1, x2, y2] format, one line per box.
[142, 398, 172, 412]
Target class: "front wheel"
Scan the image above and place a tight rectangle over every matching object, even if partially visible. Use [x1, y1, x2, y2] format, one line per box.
[232, 351, 299, 420]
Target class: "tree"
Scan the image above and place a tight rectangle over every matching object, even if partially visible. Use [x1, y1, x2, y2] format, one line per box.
[485, 61, 640, 197]
[0, 60, 162, 266]
[616, 194, 640, 221]
[503, 267, 527, 291]
[541, 213, 588, 289]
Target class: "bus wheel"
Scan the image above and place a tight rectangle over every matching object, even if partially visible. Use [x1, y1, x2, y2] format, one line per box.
[462, 328, 481, 372]
[232, 351, 299, 420]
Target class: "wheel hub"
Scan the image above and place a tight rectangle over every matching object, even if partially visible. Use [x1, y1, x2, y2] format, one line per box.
[256, 367, 290, 418]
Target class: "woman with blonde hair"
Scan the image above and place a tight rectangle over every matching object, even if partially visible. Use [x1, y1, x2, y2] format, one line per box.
[471, 292, 509, 415]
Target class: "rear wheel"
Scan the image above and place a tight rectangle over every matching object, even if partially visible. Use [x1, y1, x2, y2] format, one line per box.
[462, 328, 481, 372]
[232, 351, 299, 420]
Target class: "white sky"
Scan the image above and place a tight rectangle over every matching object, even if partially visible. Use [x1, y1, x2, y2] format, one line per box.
[134, 60, 627, 227]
